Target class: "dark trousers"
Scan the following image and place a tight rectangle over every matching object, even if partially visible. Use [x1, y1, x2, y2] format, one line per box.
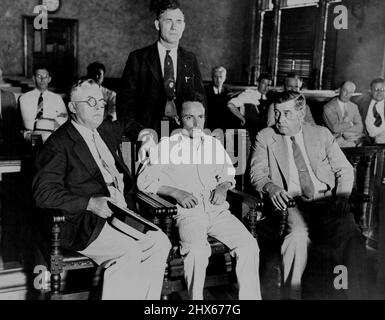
[297, 198, 368, 299]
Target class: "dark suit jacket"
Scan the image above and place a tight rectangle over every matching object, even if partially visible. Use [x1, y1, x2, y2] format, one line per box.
[205, 85, 235, 131]
[0, 89, 23, 154]
[33, 120, 135, 251]
[116, 43, 205, 140]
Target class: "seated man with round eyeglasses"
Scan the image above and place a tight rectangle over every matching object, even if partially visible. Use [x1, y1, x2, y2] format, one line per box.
[33, 79, 171, 299]
[19, 66, 68, 143]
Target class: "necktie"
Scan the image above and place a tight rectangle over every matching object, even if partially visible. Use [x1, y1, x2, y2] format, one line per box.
[290, 136, 315, 199]
[373, 102, 382, 127]
[164, 50, 176, 100]
[163, 50, 177, 119]
[34, 92, 44, 129]
[343, 103, 348, 118]
[92, 132, 122, 192]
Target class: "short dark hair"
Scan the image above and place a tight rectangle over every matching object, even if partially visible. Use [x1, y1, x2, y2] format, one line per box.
[274, 90, 306, 111]
[181, 91, 205, 106]
[150, 0, 182, 19]
[257, 73, 271, 82]
[370, 77, 385, 89]
[179, 91, 205, 116]
[86, 62, 106, 81]
[33, 65, 50, 76]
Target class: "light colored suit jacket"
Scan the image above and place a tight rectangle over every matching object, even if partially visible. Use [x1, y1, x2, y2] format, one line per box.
[249, 123, 354, 198]
[322, 97, 364, 147]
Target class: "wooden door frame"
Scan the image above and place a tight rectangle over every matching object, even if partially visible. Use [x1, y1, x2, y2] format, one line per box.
[22, 15, 78, 79]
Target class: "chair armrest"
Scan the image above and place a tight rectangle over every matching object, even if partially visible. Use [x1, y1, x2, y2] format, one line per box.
[350, 191, 371, 203]
[136, 190, 177, 216]
[227, 189, 264, 209]
[135, 191, 177, 238]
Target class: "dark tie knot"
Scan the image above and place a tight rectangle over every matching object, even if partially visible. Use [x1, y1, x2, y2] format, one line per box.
[290, 136, 296, 143]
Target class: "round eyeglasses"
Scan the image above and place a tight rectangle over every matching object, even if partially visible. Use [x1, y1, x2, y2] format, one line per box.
[73, 97, 106, 109]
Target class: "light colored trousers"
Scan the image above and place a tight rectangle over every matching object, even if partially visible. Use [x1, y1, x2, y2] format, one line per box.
[281, 207, 310, 292]
[78, 222, 171, 300]
[175, 206, 261, 300]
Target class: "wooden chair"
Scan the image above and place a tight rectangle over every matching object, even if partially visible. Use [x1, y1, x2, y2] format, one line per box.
[254, 145, 384, 299]
[136, 189, 264, 299]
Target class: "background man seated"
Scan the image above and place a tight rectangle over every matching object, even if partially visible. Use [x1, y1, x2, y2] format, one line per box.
[227, 73, 272, 132]
[19, 67, 68, 143]
[323, 81, 365, 147]
[205, 66, 233, 131]
[250, 91, 367, 299]
[33, 79, 171, 300]
[86, 62, 117, 121]
[266, 73, 316, 127]
[354, 78, 385, 144]
[137, 92, 261, 300]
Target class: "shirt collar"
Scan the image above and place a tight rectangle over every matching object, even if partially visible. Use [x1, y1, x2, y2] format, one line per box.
[71, 120, 97, 141]
[371, 99, 384, 107]
[157, 41, 178, 57]
[283, 127, 303, 140]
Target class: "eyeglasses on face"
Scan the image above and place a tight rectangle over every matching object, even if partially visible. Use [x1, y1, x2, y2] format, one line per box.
[373, 87, 385, 92]
[73, 97, 106, 109]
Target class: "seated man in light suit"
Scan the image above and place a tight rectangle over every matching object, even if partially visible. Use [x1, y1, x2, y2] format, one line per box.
[137, 92, 261, 300]
[33, 79, 171, 300]
[250, 91, 367, 299]
[323, 81, 365, 147]
[19, 67, 68, 143]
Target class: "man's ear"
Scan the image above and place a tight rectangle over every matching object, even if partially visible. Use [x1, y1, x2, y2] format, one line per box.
[68, 101, 76, 114]
[47, 76, 52, 84]
[154, 19, 160, 31]
[299, 107, 306, 120]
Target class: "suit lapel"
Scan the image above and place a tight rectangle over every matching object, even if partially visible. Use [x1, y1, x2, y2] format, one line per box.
[176, 47, 190, 96]
[333, 98, 344, 121]
[302, 124, 320, 174]
[66, 122, 106, 189]
[271, 132, 290, 185]
[146, 43, 163, 86]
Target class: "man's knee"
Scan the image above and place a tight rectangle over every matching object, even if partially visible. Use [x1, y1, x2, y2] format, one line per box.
[152, 231, 172, 255]
[182, 243, 211, 263]
[233, 237, 260, 258]
[284, 228, 309, 249]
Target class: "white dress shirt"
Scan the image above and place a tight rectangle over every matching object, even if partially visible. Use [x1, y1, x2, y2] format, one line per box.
[228, 89, 261, 116]
[365, 99, 385, 142]
[71, 120, 126, 207]
[157, 41, 178, 80]
[19, 88, 67, 131]
[336, 98, 347, 117]
[138, 133, 236, 214]
[284, 129, 328, 197]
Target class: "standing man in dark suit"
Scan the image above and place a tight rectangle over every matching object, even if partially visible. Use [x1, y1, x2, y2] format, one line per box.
[117, 0, 205, 148]
[33, 79, 171, 300]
